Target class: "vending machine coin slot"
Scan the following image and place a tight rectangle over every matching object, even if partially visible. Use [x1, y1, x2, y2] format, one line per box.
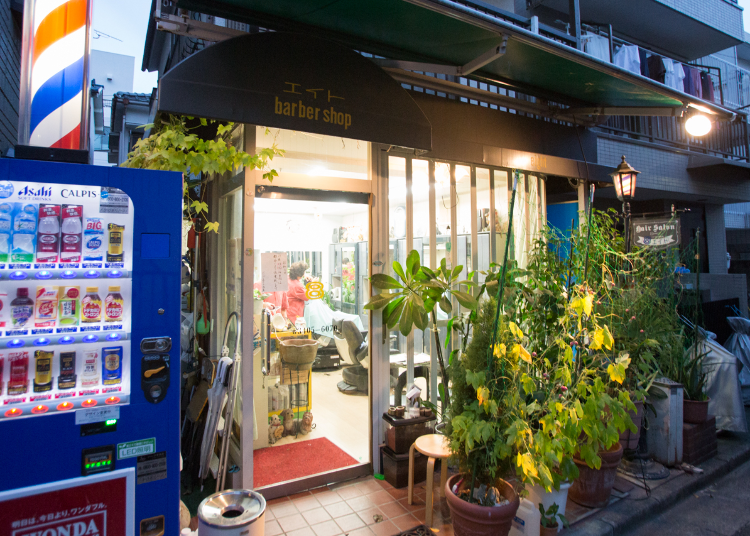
[81, 445, 115, 476]
[141, 354, 170, 404]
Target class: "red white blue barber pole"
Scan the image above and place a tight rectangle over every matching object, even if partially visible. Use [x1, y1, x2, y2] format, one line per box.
[18, 0, 92, 150]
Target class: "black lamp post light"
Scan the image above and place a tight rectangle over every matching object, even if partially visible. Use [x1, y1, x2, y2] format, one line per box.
[610, 155, 640, 254]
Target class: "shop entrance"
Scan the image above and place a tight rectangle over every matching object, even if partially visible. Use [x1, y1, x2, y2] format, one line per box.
[251, 189, 371, 495]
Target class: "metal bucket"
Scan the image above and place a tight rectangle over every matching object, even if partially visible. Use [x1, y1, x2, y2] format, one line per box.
[278, 338, 318, 370]
[198, 489, 266, 536]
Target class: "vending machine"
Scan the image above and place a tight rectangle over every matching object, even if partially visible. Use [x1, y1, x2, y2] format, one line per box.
[0, 158, 182, 536]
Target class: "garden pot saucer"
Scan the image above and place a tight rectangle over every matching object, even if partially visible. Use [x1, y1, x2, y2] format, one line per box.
[618, 457, 669, 480]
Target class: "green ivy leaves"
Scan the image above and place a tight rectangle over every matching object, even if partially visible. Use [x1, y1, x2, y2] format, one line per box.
[122, 115, 283, 235]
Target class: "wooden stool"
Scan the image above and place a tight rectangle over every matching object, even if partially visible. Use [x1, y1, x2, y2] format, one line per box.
[408, 434, 451, 527]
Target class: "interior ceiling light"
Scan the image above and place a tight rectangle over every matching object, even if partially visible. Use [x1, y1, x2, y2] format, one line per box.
[685, 114, 712, 137]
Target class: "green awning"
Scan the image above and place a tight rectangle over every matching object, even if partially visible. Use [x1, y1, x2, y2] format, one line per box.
[174, 0, 737, 118]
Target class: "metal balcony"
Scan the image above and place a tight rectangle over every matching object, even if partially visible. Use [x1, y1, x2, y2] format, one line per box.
[527, 0, 744, 61]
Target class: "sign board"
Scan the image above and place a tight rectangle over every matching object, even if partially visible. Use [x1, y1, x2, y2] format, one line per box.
[261, 252, 289, 293]
[18, 0, 92, 149]
[137, 451, 167, 485]
[0, 468, 134, 536]
[632, 218, 680, 249]
[158, 32, 432, 150]
[118, 438, 155, 460]
[75, 405, 120, 425]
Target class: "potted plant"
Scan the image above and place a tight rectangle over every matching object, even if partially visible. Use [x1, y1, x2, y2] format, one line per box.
[445, 299, 580, 536]
[539, 503, 569, 536]
[555, 286, 636, 509]
[365, 251, 478, 412]
[253, 288, 269, 315]
[670, 347, 710, 424]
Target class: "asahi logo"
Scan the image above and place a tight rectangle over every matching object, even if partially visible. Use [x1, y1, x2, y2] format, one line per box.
[17, 185, 52, 199]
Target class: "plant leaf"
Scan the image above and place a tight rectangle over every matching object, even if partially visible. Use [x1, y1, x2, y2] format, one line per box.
[452, 290, 478, 310]
[371, 273, 403, 290]
[406, 249, 421, 276]
[364, 293, 396, 311]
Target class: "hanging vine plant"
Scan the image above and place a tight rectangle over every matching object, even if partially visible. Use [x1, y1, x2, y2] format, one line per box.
[121, 114, 283, 233]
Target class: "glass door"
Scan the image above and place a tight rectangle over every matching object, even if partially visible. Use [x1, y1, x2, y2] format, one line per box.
[252, 193, 371, 494]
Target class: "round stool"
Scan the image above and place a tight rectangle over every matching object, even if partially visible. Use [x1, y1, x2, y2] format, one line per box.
[408, 434, 451, 527]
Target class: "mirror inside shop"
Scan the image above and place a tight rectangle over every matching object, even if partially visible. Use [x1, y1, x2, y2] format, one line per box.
[251, 197, 371, 488]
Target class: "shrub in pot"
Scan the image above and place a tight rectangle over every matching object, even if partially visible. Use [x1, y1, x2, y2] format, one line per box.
[552, 286, 636, 508]
[446, 300, 580, 536]
[659, 338, 710, 424]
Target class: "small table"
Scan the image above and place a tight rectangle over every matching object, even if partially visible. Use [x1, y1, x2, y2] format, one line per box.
[408, 433, 451, 527]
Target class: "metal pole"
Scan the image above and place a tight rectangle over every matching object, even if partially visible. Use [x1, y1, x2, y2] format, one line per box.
[624, 201, 632, 255]
[608, 24, 614, 63]
[569, 0, 582, 50]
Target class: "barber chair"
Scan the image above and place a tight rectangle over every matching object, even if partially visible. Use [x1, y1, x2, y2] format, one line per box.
[333, 319, 369, 394]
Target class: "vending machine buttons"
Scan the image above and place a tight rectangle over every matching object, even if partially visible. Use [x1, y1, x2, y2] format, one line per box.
[141, 354, 170, 404]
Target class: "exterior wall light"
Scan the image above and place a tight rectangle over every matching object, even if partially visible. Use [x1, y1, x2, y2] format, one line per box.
[685, 114, 712, 137]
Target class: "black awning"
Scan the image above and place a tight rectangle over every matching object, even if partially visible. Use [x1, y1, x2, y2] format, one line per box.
[158, 32, 432, 150]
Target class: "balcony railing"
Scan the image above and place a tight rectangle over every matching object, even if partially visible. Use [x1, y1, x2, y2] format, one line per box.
[601, 114, 749, 161]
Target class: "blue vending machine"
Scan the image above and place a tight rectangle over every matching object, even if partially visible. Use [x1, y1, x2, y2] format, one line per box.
[0, 158, 182, 536]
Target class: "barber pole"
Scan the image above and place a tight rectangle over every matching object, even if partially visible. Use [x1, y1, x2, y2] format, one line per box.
[18, 0, 92, 150]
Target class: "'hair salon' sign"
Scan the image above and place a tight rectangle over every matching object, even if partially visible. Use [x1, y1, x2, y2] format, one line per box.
[632, 218, 680, 249]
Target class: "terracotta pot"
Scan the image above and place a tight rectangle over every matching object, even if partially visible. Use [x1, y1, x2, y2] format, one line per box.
[619, 400, 645, 450]
[683, 398, 710, 424]
[568, 443, 623, 508]
[540, 523, 559, 536]
[445, 474, 520, 536]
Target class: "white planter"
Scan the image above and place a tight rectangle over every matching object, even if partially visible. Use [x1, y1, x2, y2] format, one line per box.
[525, 481, 572, 533]
[254, 300, 263, 315]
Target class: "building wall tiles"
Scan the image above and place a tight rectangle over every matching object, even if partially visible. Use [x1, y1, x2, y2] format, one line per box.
[655, 0, 744, 40]
[597, 137, 750, 202]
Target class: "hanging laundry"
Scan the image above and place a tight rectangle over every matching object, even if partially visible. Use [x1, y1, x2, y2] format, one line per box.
[700, 71, 715, 102]
[639, 48, 650, 78]
[647, 55, 666, 84]
[690, 67, 703, 99]
[661, 58, 676, 88]
[614, 45, 640, 74]
[581, 32, 611, 62]
[683, 65, 695, 96]
[663, 59, 685, 92]
[672, 60, 685, 92]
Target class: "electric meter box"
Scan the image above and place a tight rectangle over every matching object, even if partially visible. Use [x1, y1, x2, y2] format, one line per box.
[0, 159, 182, 536]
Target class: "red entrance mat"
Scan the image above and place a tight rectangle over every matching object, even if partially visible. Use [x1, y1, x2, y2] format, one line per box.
[253, 437, 359, 488]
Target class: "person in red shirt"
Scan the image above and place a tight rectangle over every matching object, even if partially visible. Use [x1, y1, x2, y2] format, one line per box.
[284, 261, 308, 325]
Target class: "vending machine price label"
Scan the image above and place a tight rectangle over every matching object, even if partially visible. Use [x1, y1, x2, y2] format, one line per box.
[117, 438, 155, 460]
[75, 405, 120, 425]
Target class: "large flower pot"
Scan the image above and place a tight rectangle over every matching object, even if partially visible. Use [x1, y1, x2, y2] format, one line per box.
[525, 481, 572, 533]
[619, 400, 645, 450]
[683, 398, 710, 424]
[568, 443, 624, 508]
[445, 474, 520, 536]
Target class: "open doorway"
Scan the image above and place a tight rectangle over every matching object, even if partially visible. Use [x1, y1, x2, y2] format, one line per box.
[252, 193, 371, 492]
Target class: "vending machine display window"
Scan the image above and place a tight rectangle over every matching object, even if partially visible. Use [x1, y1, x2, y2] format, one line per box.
[0, 181, 134, 419]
